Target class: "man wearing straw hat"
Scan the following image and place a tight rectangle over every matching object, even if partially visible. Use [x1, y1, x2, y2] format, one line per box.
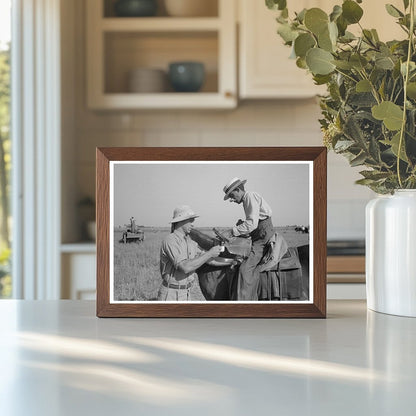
[158, 205, 223, 301]
[222, 177, 274, 300]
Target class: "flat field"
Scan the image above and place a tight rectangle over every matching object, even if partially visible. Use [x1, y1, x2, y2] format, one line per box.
[113, 226, 309, 301]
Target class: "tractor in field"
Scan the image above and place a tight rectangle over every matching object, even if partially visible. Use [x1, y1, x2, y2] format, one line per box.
[120, 217, 145, 244]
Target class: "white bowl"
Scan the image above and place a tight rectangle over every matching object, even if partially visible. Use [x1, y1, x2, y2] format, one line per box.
[164, 0, 217, 17]
[128, 68, 167, 93]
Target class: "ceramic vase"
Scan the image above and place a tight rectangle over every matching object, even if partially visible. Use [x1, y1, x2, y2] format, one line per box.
[168, 61, 205, 92]
[366, 190, 416, 317]
[114, 0, 157, 17]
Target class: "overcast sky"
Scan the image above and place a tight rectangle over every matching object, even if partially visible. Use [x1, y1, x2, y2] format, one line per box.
[112, 162, 311, 228]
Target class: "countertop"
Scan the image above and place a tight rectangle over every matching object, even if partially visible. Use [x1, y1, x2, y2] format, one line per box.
[0, 300, 415, 415]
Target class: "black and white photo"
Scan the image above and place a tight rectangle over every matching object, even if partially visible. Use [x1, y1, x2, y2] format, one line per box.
[110, 161, 312, 303]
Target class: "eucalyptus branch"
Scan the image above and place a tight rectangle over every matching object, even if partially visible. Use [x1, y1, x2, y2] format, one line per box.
[334, 68, 359, 84]
[393, 85, 404, 103]
[397, 0, 415, 188]
[390, 79, 398, 102]
[358, 69, 381, 105]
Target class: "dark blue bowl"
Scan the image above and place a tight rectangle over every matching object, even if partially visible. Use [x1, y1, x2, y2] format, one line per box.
[114, 0, 157, 17]
[168, 62, 205, 92]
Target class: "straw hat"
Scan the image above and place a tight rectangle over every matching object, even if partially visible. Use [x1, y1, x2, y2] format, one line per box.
[170, 205, 199, 223]
[223, 177, 247, 200]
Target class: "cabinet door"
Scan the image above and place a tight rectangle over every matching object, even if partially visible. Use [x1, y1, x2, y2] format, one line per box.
[61, 253, 96, 300]
[239, 0, 326, 99]
[239, 0, 404, 99]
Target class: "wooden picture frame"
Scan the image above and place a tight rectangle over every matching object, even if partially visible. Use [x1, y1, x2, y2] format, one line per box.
[96, 147, 327, 318]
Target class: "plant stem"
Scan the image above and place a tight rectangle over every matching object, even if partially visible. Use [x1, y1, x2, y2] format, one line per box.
[397, 0, 415, 188]
[358, 69, 381, 104]
[334, 68, 358, 84]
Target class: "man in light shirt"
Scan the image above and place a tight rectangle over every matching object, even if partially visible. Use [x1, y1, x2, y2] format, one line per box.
[222, 178, 274, 300]
[158, 205, 223, 301]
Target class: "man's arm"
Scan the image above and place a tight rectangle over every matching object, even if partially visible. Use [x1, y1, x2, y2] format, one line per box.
[232, 192, 261, 236]
[177, 245, 223, 274]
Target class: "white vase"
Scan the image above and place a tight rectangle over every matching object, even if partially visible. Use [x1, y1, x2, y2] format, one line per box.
[366, 189, 416, 317]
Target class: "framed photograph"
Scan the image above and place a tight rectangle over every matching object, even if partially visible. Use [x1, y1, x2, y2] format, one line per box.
[96, 147, 327, 318]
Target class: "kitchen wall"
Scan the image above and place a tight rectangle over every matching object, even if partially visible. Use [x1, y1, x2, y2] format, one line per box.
[61, 0, 374, 243]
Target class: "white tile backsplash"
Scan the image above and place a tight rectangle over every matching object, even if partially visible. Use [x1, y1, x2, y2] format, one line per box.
[74, 100, 371, 240]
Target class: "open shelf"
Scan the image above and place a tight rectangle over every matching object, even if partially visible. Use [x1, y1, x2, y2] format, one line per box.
[86, 0, 236, 109]
[104, 31, 218, 94]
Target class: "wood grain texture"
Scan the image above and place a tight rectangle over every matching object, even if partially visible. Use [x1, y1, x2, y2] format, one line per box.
[96, 147, 327, 318]
[327, 256, 365, 274]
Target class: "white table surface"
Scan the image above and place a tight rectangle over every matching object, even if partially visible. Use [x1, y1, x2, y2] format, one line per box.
[0, 300, 415, 416]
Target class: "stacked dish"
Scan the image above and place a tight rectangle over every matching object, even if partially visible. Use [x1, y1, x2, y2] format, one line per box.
[128, 68, 167, 93]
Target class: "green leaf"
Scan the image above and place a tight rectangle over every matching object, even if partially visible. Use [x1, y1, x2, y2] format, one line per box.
[350, 54, 368, 70]
[296, 57, 308, 69]
[378, 77, 386, 100]
[276, 14, 287, 24]
[350, 152, 367, 167]
[313, 74, 332, 85]
[330, 5, 343, 21]
[343, 114, 367, 147]
[304, 8, 329, 35]
[369, 136, 382, 164]
[355, 178, 378, 186]
[277, 23, 299, 43]
[334, 139, 355, 151]
[375, 55, 395, 70]
[371, 29, 380, 43]
[266, 0, 287, 11]
[342, 0, 364, 24]
[348, 92, 377, 107]
[336, 15, 348, 36]
[296, 8, 307, 23]
[306, 48, 335, 75]
[372, 101, 404, 131]
[328, 21, 338, 45]
[318, 27, 334, 52]
[294, 33, 316, 58]
[386, 132, 409, 162]
[362, 29, 376, 46]
[333, 60, 352, 70]
[385, 4, 404, 18]
[407, 82, 416, 99]
[401, 61, 416, 76]
[339, 32, 356, 43]
[356, 79, 372, 92]
[360, 170, 391, 181]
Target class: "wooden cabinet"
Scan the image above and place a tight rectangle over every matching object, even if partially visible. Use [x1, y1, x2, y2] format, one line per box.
[238, 0, 326, 99]
[238, 0, 404, 99]
[86, 0, 237, 109]
[61, 245, 96, 300]
[327, 256, 365, 283]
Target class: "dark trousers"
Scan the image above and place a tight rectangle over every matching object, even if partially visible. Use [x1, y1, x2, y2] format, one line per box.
[233, 217, 274, 300]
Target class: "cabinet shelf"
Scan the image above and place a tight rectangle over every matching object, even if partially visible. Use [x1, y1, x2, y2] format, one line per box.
[90, 92, 235, 110]
[101, 17, 221, 32]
